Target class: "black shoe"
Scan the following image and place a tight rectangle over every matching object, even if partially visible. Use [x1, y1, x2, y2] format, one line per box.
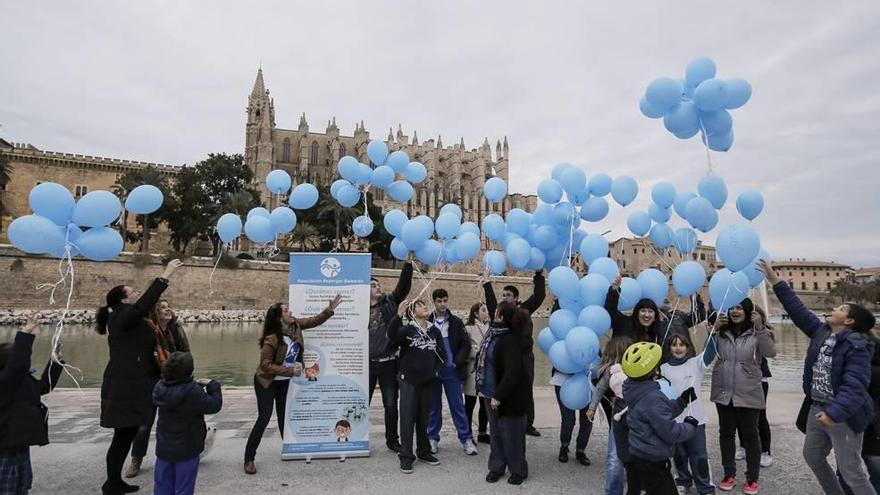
[507, 475, 525, 485]
[102, 481, 140, 494]
[399, 458, 414, 474]
[486, 471, 502, 483]
[417, 453, 440, 466]
[558, 447, 569, 463]
[387, 441, 401, 453]
[477, 433, 491, 444]
[526, 426, 541, 437]
[576, 451, 591, 466]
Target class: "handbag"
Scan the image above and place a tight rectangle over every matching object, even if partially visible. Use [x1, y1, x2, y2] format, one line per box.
[796, 395, 812, 434]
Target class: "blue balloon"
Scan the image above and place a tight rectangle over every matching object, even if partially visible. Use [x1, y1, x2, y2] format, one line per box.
[685, 57, 717, 87]
[723, 78, 752, 109]
[458, 221, 480, 237]
[673, 191, 697, 219]
[693, 78, 728, 112]
[589, 257, 620, 283]
[390, 237, 409, 261]
[74, 226, 123, 261]
[649, 203, 671, 223]
[370, 166, 395, 189]
[49, 224, 83, 259]
[637, 269, 668, 306]
[216, 213, 242, 243]
[482, 214, 506, 241]
[247, 207, 270, 220]
[435, 213, 460, 240]
[709, 269, 749, 312]
[645, 77, 682, 113]
[532, 204, 555, 226]
[672, 261, 706, 297]
[664, 101, 700, 136]
[589, 173, 612, 197]
[440, 203, 463, 220]
[549, 266, 580, 301]
[716, 224, 761, 272]
[553, 201, 576, 225]
[579, 273, 610, 307]
[560, 166, 587, 197]
[538, 179, 564, 204]
[484, 177, 507, 202]
[673, 227, 698, 254]
[550, 309, 579, 340]
[649, 222, 674, 249]
[579, 197, 609, 222]
[742, 248, 771, 288]
[611, 176, 638, 207]
[330, 179, 349, 199]
[265, 170, 291, 195]
[549, 341, 582, 374]
[337, 184, 362, 207]
[352, 215, 374, 238]
[290, 183, 318, 210]
[9, 214, 65, 254]
[551, 163, 573, 182]
[506, 208, 531, 236]
[651, 182, 676, 209]
[269, 207, 297, 234]
[639, 96, 667, 119]
[244, 216, 274, 243]
[566, 326, 600, 368]
[627, 211, 652, 237]
[527, 247, 546, 271]
[685, 197, 719, 233]
[386, 150, 410, 172]
[72, 191, 121, 228]
[482, 250, 507, 275]
[337, 156, 360, 182]
[383, 209, 408, 237]
[124, 185, 163, 215]
[579, 234, 609, 265]
[455, 232, 481, 261]
[405, 162, 427, 183]
[29, 182, 75, 226]
[578, 305, 611, 337]
[736, 189, 764, 220]
[354, 163, 373, 186]
[367, 139, 388, 165]
[658, 378, 679, 400]
[560, 372, 592, 410]
[386, 181, 413, 203]
[401, 219, 429, 251]
[534, 225, 557, 251]
[572, 230, 587, 254]
[537, 327, 557, 355]
[506, 238, 531, 269]
[700, 109, 733, 136]
[415, 239, 442, 265]
[441, 239, 459, 264]
[412, 215, 434, 237]
[618, 277, 643, 311]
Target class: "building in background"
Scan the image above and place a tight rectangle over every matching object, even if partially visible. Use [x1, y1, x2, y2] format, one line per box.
[772, 258, 853, 293]
[854, 267, 880, 285]
[606, 237, 719, 278]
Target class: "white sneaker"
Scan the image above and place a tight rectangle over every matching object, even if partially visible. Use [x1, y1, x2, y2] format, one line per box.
[735, 447, 745, 461]
[463, 439, 478, 456]
[200, 426, 217, 460]
[429, 438, 439, 454]
[760, 452, 774, 467]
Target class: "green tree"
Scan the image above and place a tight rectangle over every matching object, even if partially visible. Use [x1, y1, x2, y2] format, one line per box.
[112, 166, 168, 252]
[0, 151, 11, 233]
[282, 222, 322, 252]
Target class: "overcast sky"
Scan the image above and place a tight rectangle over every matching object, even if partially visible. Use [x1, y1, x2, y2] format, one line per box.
[1, 1, 878, 267]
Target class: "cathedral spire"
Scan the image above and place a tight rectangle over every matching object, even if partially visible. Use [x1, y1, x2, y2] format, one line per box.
[387, 127, 394, 143]
[412, 130, 419, 145]
[251, 68, 266, 98]
[459, 137, 465, 149]
[437, 135, 443, 148]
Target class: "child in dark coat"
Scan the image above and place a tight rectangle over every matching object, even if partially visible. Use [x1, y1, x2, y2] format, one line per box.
[152, 352, 222, 495]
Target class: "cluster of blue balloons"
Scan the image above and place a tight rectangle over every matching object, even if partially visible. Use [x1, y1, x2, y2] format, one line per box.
[9, 182, 163, 261]
[384, 203, 482, 266]
[640, 57, 752, 152]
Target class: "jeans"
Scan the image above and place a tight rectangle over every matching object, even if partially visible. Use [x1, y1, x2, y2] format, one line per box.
[841, 455, 880, 495]
[804, 404, 876, 495]
[428, 367, 472, 443]
[244, 377, 289, 462]
[605, 425, 625, 495]
[130, 406, 157, 459]
[368, 359, 400, 446]
[464, 394, 488, 436]
[716, 402, 761, 482]
[398, 379, 433, 463]
[674, 424, 715, 494]
[154, 455, 199, 495]
[554, 385, 593, 451]
[632, 457, 678, 495]
[487, 406, 528, 478]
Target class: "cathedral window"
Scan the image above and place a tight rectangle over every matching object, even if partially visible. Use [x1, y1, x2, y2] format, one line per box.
[339, 143, 347, 158]
[282, 138, 291, 162]
[309, 141, 319, 165]
[75, 185, 89, 198]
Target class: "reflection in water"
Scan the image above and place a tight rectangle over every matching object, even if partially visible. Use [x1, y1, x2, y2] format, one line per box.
[0, 320, 811, 391]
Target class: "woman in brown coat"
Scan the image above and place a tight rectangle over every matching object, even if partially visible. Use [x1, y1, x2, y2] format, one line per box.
[243, 295, 341, 474]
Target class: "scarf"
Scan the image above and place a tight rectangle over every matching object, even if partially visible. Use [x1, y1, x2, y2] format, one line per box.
[474, 323, 508, 393]
[148, 319, 172, 369]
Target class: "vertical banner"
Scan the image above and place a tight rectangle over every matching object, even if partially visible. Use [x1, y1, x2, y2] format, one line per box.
[284, 253, 371, 460]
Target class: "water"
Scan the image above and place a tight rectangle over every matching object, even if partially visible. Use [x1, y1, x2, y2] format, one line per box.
[0, 320, 812, 392]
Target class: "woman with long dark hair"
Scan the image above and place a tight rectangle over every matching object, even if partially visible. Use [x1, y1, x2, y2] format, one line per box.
[243, 295, 341, 475]
[97, 258, 183, 495]
[464, 302, 490, 444]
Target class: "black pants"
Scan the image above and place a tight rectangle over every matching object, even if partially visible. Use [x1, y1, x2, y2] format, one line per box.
[526, 351, 535, 428]
[487, 406, 528, 478]
[105, 426, 139, 485]
[130, 406, 157, 459]
[737, 381, 771, 454]
[554, 385, 592, 451]
[717, 402, 761, 482]
[464, 394, 488, 436]
[244, 377, 290, 462]
[398, 379, 432, 462]
[632, 457, 678, 495]
[623, 461, 644, 495]
[368, 359, 400, 446]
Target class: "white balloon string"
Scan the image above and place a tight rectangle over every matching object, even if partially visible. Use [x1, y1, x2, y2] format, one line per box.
[208, 245, 224, 296]
[660, 296, 681, 346]
[699, 120, 714, 175]
[648, 244, 676, 272]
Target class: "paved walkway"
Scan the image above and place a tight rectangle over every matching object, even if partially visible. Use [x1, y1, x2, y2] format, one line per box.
[32, 387, 823, 494]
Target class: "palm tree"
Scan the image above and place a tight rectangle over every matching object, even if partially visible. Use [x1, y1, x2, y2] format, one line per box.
[225, 190, 255, 217]
[0, 151, 11, 233]
[112, 166, 168, 252]
[284, 222, 322, 252]
[316, 194, 362, 251]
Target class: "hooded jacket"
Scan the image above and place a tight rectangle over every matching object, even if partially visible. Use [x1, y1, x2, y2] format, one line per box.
[622, 378, 695, 461]
[387, 315, 447, 386]
[606, 288, 663, 345]
[369, 262, 413, 361]
[153, 377, 223, 462]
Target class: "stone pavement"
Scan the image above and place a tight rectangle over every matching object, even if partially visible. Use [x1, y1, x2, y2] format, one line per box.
[31, 387, 824, 494]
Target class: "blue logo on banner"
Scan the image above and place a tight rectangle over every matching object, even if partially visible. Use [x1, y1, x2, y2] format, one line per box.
[289, 253, 371, 286]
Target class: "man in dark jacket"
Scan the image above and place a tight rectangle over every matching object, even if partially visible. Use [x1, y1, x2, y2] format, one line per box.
[0, 315, 63, 494]
[762, 260, 877, 495]
[152, 352, 222, 495]
[483, 270, 546, 436]
[368, 260, 413, 452]
[426, 288, 476, 455]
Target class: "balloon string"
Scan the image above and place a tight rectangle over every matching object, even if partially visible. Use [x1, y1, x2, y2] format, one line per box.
[660, 296, 681, 347]
[648, 244, 676, 272]
[699, 121, 714, 175]
[208, 246, 224, 296]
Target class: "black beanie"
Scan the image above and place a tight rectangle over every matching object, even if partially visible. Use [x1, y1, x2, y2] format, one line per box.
[162, 351, 194, 382]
